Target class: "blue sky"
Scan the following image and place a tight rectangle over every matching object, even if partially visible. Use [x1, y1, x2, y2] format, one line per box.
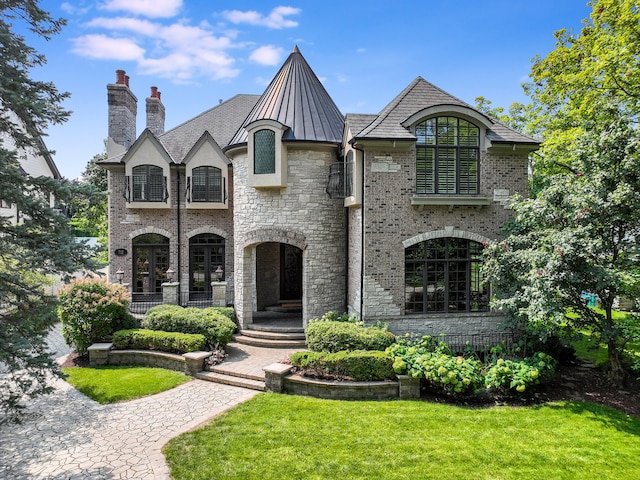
[31, 0, 593, 179]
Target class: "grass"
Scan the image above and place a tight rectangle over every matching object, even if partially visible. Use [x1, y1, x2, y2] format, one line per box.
[164, 393, 640, 480]
[62, 366, 190, 404]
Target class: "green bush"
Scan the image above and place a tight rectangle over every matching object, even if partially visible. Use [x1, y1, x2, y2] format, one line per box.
[290, 350, 395, 381]
[112, 329, 206, 354]
[484, 352, 557, 393]
[305, 320, 395, 353]
[142, 305, 236, 348]
[58, 278, 135, 355]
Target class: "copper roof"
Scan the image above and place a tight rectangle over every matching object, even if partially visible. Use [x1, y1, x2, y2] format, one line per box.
[228, 46, 344, 147]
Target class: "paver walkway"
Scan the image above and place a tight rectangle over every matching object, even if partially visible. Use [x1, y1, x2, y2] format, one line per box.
[0, 324, 299, 480]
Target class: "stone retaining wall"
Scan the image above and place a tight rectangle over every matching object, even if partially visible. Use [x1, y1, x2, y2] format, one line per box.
[88, 343, 210, 376]
[263, 364, 420, 400]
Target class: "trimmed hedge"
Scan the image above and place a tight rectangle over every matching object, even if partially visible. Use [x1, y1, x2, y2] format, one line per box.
[290, 350, 395, 381]
[305, 320, 395, 353]
[142, 305, 236, 348]
[113, 329, 206, 354]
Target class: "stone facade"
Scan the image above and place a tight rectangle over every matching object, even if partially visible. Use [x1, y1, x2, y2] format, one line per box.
[230, 145, 346, 328]
[101, 49, 537, 339]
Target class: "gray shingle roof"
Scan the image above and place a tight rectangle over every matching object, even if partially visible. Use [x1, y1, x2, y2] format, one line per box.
[228, 46, 344, 146]
[353, 77, 538, 145]
[160, 94, 260, 162]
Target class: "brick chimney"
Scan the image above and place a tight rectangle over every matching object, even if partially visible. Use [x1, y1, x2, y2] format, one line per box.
[146, 86, 165, 136]
[107, 69, 137, 157]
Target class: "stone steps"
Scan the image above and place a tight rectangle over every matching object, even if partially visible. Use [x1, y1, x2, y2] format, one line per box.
[233, 334, 307, 349]
[241, 329, 306, 341]
[195, 371, 266, 391]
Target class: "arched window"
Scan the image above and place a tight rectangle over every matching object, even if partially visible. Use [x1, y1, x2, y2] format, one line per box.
[415, 117, 479, 194]
[405, 238, 488, 313]
[254, 129, 276, 174]
[131, 165, 167, 202]
[190, 166, 224, 203]
[132, 234, 169, 301]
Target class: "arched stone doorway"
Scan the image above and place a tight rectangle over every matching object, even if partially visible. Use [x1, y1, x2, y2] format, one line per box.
[256, 242, 303, 311]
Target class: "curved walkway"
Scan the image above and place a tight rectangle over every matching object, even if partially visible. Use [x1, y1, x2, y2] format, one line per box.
[0, 325, 260, 479]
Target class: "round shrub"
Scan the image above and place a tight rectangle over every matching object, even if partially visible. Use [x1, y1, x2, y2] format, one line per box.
[142, 305, 236, 349]
[290, 350, 395, 381]
[484, 352, 557, 393]
[305, 320, 395, 353]
[58, 278, 135, 355]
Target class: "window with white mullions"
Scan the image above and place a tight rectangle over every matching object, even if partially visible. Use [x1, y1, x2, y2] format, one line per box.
[416, 117, 480, 195]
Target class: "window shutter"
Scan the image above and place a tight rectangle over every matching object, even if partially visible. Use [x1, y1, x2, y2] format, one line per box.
[163, 176, 169, 202]
[186, 176, 191, 203]
[223, 177, 227, 203]
[123, 176, 131, 202]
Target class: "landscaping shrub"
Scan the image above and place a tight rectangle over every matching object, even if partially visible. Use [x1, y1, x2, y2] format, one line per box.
[142, 305, 236, 348]
[290, 350, 395, 381]
[58, 278, 136, 355]
[112, 329, 206, 354]
[484, 352, 557, 393]
[305, 320, 395, 353]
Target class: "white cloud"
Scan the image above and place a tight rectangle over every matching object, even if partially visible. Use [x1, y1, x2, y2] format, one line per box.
[222, 6, 300, 29]
[249, 45, 284, 66]
[61, 2, 91, 15]
[86, 17, 160, 36]
[71, 34, 145, 60]
[100, 0, 182, 18]
[356, 48, 367, 54]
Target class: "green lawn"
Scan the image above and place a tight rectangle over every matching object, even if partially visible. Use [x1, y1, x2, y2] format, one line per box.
[164, 393, 640, 480]
[63, 366, 190, 404]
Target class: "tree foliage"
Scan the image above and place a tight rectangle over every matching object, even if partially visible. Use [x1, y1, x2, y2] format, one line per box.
[0, 1, 96, 422]
[525, 0, 640, 177]
[484, 113, 640, 384]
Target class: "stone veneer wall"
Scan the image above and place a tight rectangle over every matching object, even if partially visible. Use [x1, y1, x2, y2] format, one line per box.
[357, 143, 529, 333]
[231, 145, 346, 327]
[107, 83, 137, 154]
[107, 165, 235, 303]
[346, 207, 362, 317]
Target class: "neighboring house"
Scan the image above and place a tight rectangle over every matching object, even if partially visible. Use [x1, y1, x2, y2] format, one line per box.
[0, 110, 61, 224]
[101, 47, 538, 336]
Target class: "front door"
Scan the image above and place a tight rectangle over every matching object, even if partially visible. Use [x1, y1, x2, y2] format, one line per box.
[280, 244, 302, 301]
[189, 234, 225, 300]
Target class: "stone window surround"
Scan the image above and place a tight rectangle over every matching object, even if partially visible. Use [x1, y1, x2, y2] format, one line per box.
[246, 119, 288, 188]
[184, 132, 230, 210]
[124, 143, 172, 209]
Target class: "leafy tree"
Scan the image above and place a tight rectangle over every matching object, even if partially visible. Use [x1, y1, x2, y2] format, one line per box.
[0, 1, 95, 422]
[68, 152, 108, 262]
[525, 0, 640, 177]
[484, 112, 640, 385]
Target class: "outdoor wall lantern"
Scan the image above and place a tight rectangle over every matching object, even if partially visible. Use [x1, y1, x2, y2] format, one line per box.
[166, 268, 175, 282]
[215, 265, 224, 282]
[115, 269, 124, 284]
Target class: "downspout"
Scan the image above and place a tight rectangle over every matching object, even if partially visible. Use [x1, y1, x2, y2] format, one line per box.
[354, 144, 366, 322]
[176, 166, 182, 304]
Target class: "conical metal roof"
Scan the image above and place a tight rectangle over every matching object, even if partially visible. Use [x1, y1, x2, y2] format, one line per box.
[228, 46, 344, 146]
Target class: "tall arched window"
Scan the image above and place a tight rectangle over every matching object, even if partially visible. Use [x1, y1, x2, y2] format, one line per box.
[415, 117, 480, 194]
[254, 129, 276, 174]
[405, 237, 488, 313]
[132, 234, 169, 301]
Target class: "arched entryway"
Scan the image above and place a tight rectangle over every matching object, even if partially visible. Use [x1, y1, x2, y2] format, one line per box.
[255, 242, 302, 311]
[132, 233, 169, 302]
[189, 233, 225, 301]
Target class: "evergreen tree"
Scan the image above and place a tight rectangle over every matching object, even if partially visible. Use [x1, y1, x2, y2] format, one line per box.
[0, 0, 96, 422]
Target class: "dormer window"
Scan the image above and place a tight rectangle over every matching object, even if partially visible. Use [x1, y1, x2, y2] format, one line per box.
[254, 129, 276, 174]
[190, 166, 224, 203]
[128, 164, 168, 202]
[247, 120, 288, 188]
[416, 117, 479, 195]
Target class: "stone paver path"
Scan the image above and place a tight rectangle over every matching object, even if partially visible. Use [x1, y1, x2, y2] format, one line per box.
[0, 324, 260, 479]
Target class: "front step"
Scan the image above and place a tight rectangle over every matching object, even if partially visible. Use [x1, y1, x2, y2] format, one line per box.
[233, 334, 307, 349]
[241, 329, 306, 341]
[195, 370, 265, 391]
[248, 323, 304, 334]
